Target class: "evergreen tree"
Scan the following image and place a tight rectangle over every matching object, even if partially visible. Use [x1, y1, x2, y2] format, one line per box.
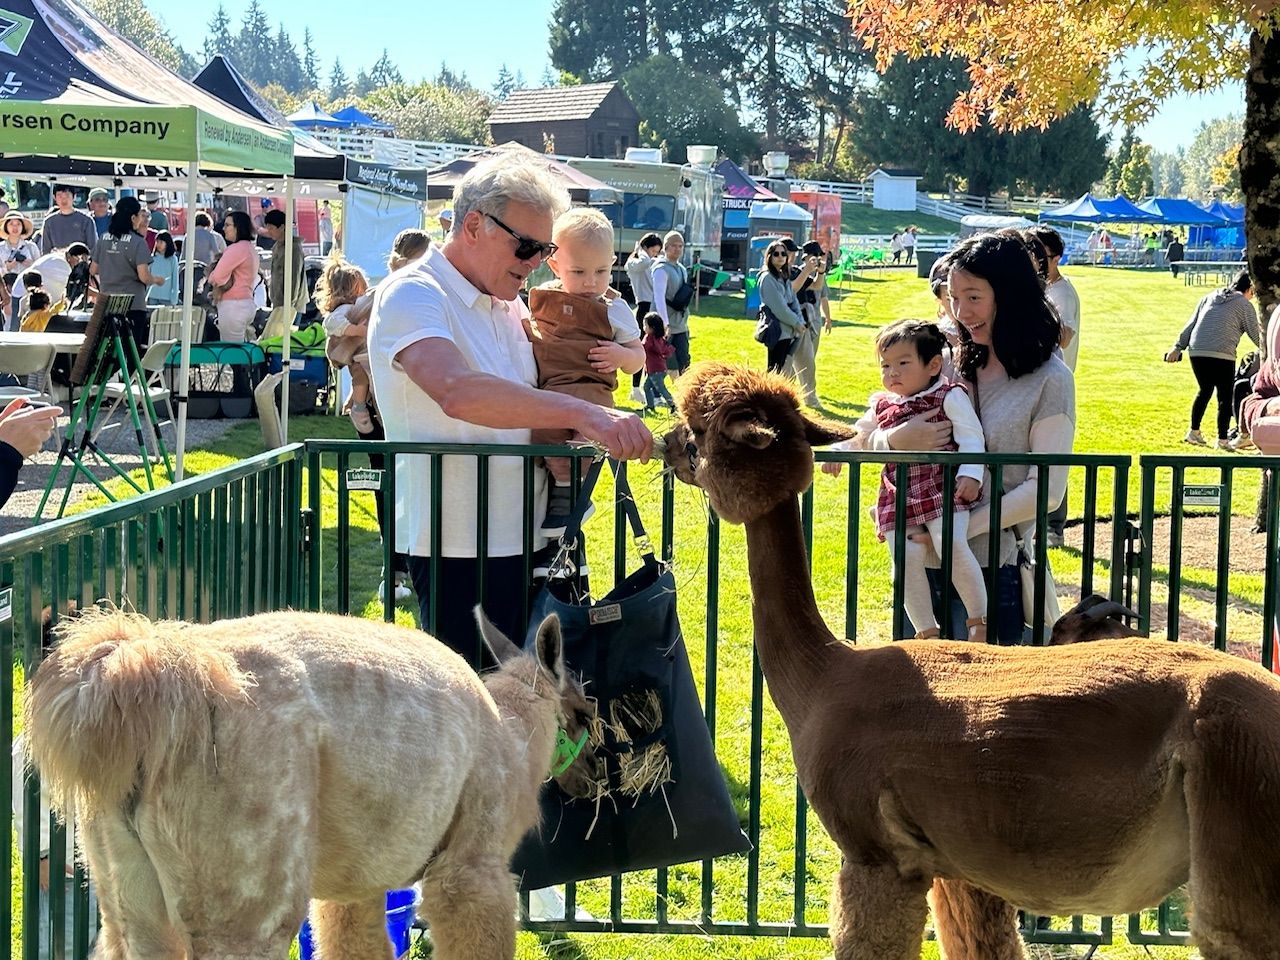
[354, 69, 375, 98]
[436, 63, 469, 90]
[621, 54, 758, 163]
[1151, 148, 1186, 196]
[540, 64, 559, 87]
[202, 4, 231, 65]
[1104, 128, 1136, 196]
[301, 28, 321, 91]
[852, 56, 1107, 197]
[234, 0, 273, 85]
[1181, 115, 1243, 199]
[329, 58, 350, 100]
[494, 63, 516, 100]
[272, 24, 302, 90]
[1117, 142, 1154, 199]
[368, 49, 402, 89]
[513, 69, 526, 90]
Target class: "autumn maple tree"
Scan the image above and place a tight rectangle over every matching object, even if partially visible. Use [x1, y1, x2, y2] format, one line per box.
[849, 0, 1280, 312]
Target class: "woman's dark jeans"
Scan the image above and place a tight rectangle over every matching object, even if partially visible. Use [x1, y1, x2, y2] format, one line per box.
[901, 564, 1026, 644]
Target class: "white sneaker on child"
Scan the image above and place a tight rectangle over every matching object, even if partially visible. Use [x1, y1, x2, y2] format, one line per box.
[349, 402, 374, 433]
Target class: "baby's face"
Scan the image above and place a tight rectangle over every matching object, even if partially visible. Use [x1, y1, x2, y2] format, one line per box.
[879, 341, 941, 397]
[548, 238, 614, 299]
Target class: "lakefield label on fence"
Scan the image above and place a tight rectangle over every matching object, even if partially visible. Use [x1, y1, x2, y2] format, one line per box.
[1182, 484, 1221, 508]
[345, 468, 383, 491]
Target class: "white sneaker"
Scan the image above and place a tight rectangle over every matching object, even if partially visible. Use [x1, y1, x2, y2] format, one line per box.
[526, 885, 595, 922]
[378, 579, 412, 602]
[1214, 437, 1236, 452]
[1184, 429, 1207, 446]
[1231, 433, 1256, 452]
[629, 386, 646, 405]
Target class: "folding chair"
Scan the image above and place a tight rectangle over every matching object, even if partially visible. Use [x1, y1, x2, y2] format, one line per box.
[0, 342, 60, 447]
[89, 339, 177, 459]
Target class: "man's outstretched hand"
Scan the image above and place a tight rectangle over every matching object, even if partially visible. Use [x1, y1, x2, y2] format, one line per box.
[577, 406, 653, 462]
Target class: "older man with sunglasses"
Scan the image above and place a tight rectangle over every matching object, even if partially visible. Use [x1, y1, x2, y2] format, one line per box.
[368, 154, 653, 665]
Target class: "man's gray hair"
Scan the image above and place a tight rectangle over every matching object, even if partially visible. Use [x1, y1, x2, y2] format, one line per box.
[451, 154, 570, 239]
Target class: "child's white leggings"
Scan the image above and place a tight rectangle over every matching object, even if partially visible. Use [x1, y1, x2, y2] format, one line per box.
[885, 510, 987, 638]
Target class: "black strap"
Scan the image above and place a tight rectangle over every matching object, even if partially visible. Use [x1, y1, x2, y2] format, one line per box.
[558, 456, 657, 563]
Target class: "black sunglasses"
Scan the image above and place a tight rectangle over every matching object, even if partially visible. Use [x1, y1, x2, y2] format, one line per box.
[484, 212, 557, 261]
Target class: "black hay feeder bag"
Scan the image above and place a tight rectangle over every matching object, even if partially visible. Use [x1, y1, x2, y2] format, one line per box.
[511, 459, 750, 890]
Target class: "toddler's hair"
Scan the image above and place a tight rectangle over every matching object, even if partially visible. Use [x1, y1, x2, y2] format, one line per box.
[876, 319, 948, 364]
[552, 207, 614, 250]
[20, 269, 42, 289]
[26, 289, 50, 312]
[313, 259, 368, 315]
[387, 228, 431, 272]
[928, 253, 953, 301]
[644, 311, 665, 337]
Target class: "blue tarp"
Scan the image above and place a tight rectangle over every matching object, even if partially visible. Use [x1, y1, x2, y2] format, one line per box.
[1138, 197, 1227, 225]
[331, 105, 393, 131]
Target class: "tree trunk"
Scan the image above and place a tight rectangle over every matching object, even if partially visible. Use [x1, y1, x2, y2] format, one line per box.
[1242, 26, 1280, 325]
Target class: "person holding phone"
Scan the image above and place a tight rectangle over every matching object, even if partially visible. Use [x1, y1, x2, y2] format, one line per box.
[0, 399, 60, 508]
[1, 213, 39, 284]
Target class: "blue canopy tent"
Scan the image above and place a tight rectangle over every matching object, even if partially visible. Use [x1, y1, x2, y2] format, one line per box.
[286, 102, 352, 130]
[1037, 193, 1118, 223]
[1040, 193, 1166, 224]
[331, 105, 394, 131]
[1093, 195, 1158, 222]
[1137, 197, 1226, 225]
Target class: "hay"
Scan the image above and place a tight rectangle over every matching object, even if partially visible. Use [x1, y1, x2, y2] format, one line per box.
[581, 687, 676, 840]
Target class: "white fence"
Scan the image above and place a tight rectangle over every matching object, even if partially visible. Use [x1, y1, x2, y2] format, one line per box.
[310, 132, 481, 168]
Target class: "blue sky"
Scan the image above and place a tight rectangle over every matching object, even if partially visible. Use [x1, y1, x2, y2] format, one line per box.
[157, 1, 1242, 154]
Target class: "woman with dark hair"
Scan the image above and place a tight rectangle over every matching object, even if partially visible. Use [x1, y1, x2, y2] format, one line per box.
[206, 210, 261, 341]
[90, 195, 158, 345]
[624, 232, 663, 400]
[1165, 268, 1261, 448]
[756, 239, 806, 373]
[146, 231, 180, 306]
[845, 232, 1075, 643]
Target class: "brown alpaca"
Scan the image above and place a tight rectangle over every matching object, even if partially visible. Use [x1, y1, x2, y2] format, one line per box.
[663, 361, 1280, 960]
[24, 606, 596, 960]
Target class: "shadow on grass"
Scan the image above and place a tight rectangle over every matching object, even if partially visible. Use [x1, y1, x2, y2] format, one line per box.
[533, 932, 590, 959]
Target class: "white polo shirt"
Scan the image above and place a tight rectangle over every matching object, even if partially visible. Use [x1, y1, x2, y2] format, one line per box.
[368, 245, 546, 558]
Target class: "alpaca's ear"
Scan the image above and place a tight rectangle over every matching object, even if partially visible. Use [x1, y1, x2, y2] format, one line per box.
[722, 406, 776, 449]
[803, 415, 856, 449]
[473, 605, 522, 664]
[533, 614, 566, 688]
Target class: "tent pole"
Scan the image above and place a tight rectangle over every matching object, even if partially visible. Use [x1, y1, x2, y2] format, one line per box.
[176, 163, 199, 480]
[281, 177, 295, 444]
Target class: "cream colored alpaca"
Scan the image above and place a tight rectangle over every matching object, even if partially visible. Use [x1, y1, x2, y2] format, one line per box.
[664, 361, 1280, 960]
[24, 607, 595, 960]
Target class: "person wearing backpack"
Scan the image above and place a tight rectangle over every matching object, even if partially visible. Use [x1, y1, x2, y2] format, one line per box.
[649, 231, 692, 377]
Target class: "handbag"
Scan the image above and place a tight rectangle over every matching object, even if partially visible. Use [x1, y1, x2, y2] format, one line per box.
[665, 266, 695, 312]
[1016, 536, 1062, 635]
[753, 305, 782, 347]
[510, 458, 750, 889]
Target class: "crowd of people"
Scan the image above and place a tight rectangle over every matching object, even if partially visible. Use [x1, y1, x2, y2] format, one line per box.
[10, 158, 1273, 653]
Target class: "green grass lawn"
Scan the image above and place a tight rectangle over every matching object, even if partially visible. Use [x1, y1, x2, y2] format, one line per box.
[31, 266, 1253, 959]
[839, 204, 959, 236]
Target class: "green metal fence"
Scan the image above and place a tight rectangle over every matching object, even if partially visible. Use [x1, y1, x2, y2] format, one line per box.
[4, 441, 1278, 955]
[1, 446, 305, 960]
